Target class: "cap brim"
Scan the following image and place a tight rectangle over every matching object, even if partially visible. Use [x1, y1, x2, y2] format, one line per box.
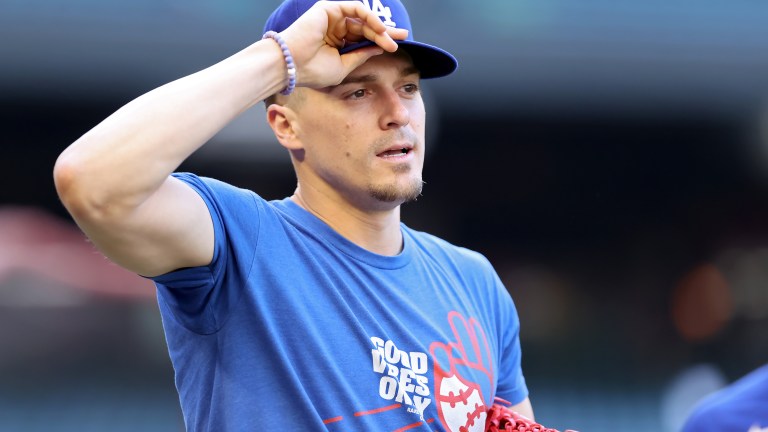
[339, 40, 457, 79]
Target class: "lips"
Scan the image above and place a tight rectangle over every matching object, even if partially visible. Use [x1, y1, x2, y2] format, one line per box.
[376, 143, 414, 158]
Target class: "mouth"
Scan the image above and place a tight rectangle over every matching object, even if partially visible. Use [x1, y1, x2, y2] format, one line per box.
[376, 144, 414, 159]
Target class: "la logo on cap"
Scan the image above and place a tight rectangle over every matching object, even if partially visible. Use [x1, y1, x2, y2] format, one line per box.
[362, 0, 397, 27]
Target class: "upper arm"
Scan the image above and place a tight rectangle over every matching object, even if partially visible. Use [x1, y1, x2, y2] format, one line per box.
[66, 175, 214, 277]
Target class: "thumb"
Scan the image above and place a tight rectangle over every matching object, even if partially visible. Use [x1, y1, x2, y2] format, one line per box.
[339, 46, 385, 74]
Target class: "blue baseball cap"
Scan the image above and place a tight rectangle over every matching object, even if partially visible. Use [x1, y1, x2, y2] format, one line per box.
[264, 0, 458, 79]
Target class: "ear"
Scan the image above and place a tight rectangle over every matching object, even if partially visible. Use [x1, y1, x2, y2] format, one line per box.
[266, 103, 303, 151]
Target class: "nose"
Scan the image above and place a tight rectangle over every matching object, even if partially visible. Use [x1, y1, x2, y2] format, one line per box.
[379, 89, 410, 130]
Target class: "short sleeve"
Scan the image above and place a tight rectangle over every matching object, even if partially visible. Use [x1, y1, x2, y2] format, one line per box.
[491, 270, 529, 405]
[150, 172, 261, 334]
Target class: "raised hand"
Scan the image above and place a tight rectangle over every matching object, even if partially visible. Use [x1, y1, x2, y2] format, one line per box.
[279, 0, 409, 89]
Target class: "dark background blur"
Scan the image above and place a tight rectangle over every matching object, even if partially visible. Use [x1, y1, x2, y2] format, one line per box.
[2, 1, 768, 431]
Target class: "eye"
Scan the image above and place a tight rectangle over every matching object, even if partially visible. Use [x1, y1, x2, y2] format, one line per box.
[402, 83, 419, 95]
[347, 89, 367, 100]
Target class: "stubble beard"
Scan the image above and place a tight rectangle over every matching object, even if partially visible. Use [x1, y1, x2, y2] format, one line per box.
[367, 131, 424, 204]
[367, 164, 424, 203]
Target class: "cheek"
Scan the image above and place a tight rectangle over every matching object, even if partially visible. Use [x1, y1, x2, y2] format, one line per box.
[410, 110, 426, 136]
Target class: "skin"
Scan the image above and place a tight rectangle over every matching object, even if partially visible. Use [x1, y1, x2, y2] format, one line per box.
[53, 1, 402, 278]
[267, 50, 425, 256]
[52, 0, 534, 420]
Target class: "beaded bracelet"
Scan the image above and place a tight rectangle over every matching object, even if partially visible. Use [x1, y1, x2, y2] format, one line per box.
[262, 31, 297, 96]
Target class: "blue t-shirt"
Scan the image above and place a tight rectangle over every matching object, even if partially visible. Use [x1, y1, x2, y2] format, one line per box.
[152, 173, 528, 431]
[682, 364, 768, 432]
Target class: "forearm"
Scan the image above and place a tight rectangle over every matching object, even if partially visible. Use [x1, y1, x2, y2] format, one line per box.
[54, 39, 286, 217]
[510, 397, 534, 420]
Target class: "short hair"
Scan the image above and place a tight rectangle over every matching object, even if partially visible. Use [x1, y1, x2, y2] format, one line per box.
[264, 93, 279, 108]
[264, 89, 303, 110]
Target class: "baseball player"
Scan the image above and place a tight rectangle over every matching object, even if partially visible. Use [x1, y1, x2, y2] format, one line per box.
[53, 0, 569, 430]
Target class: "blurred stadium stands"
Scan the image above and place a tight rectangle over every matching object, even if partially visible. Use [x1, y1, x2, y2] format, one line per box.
[2, 1, 768, 430]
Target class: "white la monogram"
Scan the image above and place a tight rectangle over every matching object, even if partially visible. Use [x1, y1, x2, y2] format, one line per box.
[362, 0, 397, 27]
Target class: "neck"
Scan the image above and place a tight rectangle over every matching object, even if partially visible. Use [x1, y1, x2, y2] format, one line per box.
[291, 184, 403, 256]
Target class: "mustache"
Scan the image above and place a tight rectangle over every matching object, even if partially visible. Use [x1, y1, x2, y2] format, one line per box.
[372, 130, 420, 152]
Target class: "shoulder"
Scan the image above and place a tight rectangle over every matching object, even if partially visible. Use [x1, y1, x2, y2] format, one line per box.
[682, 391, 734, 432]
[172, 172, 269, 217]
[404, 226, 494, 271]
[173, 172, 258, 201]
[170, 173, 284, 249]
[683, 364, 768, 431]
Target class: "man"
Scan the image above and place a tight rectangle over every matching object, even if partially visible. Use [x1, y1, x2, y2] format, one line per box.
[53, 0, 535, 430]
[682, 364, 768, 432]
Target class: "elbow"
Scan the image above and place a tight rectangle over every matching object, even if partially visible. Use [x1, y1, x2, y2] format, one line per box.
[54, 145, 149, 226]
[53, 150, 91, 218]
[53, 148, 115, 222]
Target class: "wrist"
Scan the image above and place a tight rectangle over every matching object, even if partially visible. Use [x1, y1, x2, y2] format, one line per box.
[262, 31, 296, 96]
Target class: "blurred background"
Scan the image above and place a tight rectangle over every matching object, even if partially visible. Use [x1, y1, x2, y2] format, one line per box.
[2, 0, 768, 430]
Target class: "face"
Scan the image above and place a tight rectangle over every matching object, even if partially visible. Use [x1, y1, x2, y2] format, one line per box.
[289, 51, 426, 210]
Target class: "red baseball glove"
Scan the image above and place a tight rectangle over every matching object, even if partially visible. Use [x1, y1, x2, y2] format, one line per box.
[485, 398, 578, 432]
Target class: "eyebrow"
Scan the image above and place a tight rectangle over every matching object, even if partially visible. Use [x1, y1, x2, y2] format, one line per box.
[336, 66, 421, 87]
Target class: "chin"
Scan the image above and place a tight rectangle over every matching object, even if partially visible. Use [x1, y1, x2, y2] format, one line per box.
[367, 178, 424, 204]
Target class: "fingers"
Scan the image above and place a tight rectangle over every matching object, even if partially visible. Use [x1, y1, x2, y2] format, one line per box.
[344, 18, 366, 42]
[339, 45, 384, 74]
[323, 1, 408, 52]
[369, 26, 408, 52]
[333, 1, 389, 33]
[283, 1, 414, 89]
[345, 18, 409, 49]
[385, 26, 409, 41]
